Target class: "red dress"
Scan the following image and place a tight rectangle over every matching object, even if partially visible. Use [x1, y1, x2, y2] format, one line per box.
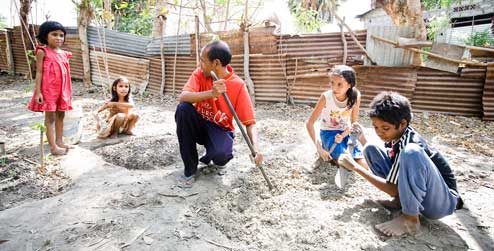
[28, 45, 72, 112]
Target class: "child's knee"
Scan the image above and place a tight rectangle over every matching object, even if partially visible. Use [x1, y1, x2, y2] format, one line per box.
[363, 144, 381, 158]
[130, 113, 140, 121]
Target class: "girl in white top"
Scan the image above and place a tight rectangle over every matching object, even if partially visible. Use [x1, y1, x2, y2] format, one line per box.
[306, 65, 366, 167]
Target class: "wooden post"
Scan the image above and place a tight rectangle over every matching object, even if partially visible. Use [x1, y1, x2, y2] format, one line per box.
[195, 15, 200, 66]
[339, 17, 347, 65]
[5, 31, 15, 74]
[39, 129, 44, 168]
[333, 13, 376, 65]
[172, 0, 183, 97]
[78, 10, 92, 88]
[159, 15, 166, 97]
[242, 0, 255, 104]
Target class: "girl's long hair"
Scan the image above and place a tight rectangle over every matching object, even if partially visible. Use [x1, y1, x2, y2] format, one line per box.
[110, 77, 130, 102]
[330, 65, 359, 109]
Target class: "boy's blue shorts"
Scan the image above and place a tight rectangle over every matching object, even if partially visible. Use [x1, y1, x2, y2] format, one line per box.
[320, 129, 364, 160]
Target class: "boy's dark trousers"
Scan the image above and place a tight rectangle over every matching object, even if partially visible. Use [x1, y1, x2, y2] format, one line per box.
[175, 102, 234, 177]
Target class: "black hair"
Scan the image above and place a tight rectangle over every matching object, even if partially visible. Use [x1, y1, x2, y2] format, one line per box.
[110, 77, 131, 102]
[36, 21, 66, 45]
[204, 40, 232, 66]
[368, 91, 412, 128]
[330, 65, 358, 109]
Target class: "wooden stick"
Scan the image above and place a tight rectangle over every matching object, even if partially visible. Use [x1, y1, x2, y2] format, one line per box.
[40, 130, 44, 168]
[340, 17, 347, 65]
[204, 238, 234, 250]
[120, 225, 152, 248]
[333, 13, 376, 65]
[371, 35, 488, 67]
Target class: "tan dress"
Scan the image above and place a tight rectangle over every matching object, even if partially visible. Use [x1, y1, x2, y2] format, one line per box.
[97, 105, 132, 138]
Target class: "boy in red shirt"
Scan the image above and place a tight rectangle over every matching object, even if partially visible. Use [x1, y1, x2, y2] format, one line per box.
[175, 40, 263, 188]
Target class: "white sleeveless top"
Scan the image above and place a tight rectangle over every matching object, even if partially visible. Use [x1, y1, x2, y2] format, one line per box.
[320, 90, 352, 131]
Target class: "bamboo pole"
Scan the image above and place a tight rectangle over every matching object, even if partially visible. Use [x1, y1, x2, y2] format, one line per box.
[159, 15, 166, 97]
[339, 17, 347, 65]
[172, 0, 183, 97]
[333, 12, 376, 65]
[371, 35, 488, 67]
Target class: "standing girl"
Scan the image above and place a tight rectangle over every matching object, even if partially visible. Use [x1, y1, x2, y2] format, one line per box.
[306, 65, 366, 167]
[28, 21, 72, 155]
[93, 77, 139, 139]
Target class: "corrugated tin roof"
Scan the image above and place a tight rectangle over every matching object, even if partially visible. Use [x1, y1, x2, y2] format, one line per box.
[145, 34, 191, 56]
[88, 26, 151, 57]
[365, 26, 415, 66]
[483, 65, 494, 120]
[62, 34, 84, 79]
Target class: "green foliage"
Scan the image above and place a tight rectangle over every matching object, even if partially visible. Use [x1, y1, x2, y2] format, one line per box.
[30, 122, 47, 133]
[0, 14, 6, 30]
[293, 8, 323, 32]
[464, 29, 494, 47]
[422, 0, 463, 11]
[426, 13, 449, 41]
[288, 0, 341, 33]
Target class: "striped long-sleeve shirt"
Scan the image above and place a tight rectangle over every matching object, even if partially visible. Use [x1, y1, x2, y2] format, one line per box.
[385, 126, 458, 192]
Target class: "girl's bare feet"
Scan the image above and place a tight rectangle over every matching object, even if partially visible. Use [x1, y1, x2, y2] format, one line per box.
[375, 214, 420, 236]
[50, 146, 68, 155]
[56, 142, 73, 149]
[125, 130, 135, 136]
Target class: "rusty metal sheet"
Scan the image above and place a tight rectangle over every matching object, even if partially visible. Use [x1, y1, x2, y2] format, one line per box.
[10, 26, 34, 75]
[413, 67, 485, 116]
[354, 66, 417, 107]
[366, 26, 415, 66]
[146, 34, 191, 56]
[0, 31, 8, 71]
[483, 65, 494, 120]
[90, 50, 149, 94]
[88, 27, 150, 57]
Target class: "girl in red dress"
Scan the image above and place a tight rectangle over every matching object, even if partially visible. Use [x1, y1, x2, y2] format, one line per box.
[28, 21, 72, 155]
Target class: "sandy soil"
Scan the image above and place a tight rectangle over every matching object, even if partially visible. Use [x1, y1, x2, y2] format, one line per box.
[0, 75, 493, 251]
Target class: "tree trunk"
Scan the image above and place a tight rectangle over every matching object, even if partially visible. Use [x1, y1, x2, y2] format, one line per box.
[223, 0, 230, 31]
[379, 0, 426, 65]
[103, 0, 112, 29]
[159, 16, 166, 97]
[19, 0, 32, 31]
[242, 0, 255, 104]
[199, 0, 213, 32]
[152, 0, 167, 38]
[77, 1, 92, 88]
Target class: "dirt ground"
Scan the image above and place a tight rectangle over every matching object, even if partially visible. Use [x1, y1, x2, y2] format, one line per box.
[1, 74, 493, 251]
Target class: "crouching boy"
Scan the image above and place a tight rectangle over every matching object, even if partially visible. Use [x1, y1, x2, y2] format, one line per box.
[339, 91, 463, 236]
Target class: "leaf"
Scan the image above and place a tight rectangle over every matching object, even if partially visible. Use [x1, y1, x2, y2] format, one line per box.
[119, 2, 129, 9]
[160, 7, 168, 15]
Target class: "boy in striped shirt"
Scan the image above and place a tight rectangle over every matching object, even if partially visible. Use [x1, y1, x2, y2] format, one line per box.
[339, 91, 463, 236]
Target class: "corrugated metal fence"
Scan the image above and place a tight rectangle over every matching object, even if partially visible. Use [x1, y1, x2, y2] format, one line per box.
[0, 31, 9, 71]
[2, 25, 492, 119]
[483, 66, 494, 120]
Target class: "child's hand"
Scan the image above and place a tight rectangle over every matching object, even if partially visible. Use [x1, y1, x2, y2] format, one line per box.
[317, 145, 331, 161]
[334, 134, 344, 144]
[35, 93, 43, 104]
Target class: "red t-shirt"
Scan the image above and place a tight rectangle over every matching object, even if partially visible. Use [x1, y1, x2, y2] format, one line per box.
[183, 65, 255, 131]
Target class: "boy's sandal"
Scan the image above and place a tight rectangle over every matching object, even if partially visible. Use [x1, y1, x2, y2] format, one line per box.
[177, 175, 195, 189]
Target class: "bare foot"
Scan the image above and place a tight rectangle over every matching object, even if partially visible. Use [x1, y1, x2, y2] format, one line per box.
[375, 214, 420, 237]
[125, 131, 135, 136]
[50, 147, 68, 155]
[57, 142, 73, 149]
[338, 153, 357, 171]
[110, 132, 119, 139]
[377, 197, 401, 210]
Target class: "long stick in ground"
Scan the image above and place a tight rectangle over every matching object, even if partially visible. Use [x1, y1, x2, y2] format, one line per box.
[210, 71, 274, 190]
